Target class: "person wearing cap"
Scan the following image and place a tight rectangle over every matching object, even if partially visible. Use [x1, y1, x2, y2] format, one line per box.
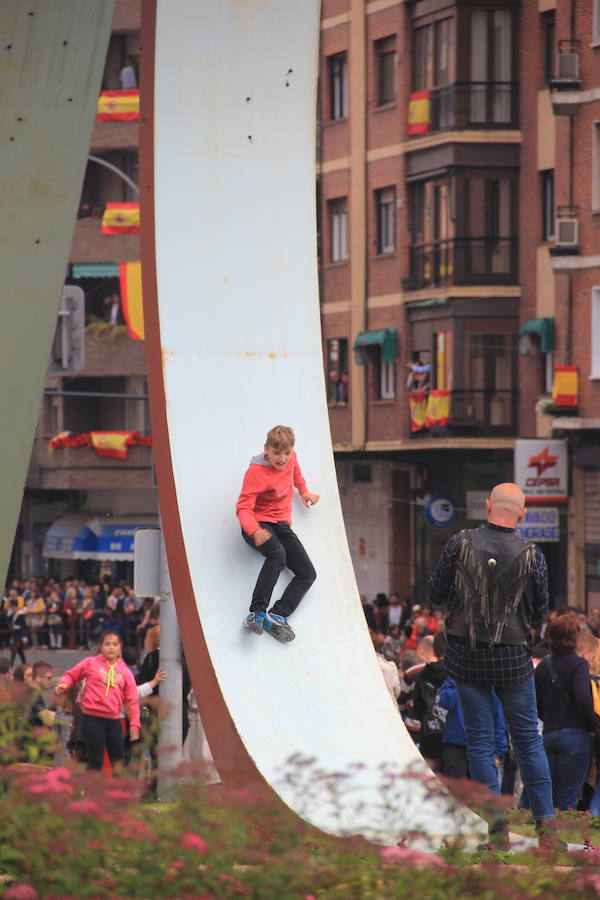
[427, 483, 555, 850]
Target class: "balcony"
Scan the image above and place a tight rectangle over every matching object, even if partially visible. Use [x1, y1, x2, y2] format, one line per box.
[409, 82, 519, 135]
[405, 238, 518, 291]
[409, 389, 518, 438]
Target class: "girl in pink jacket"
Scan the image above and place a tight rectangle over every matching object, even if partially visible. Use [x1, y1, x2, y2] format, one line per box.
[55, 630, 140, 771]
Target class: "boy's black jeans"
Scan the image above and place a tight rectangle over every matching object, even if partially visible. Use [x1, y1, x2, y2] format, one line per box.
[243, 521, 316, 618]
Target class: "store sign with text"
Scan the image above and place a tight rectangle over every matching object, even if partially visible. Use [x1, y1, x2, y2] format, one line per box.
[514, 439, 568, 504]
[516, 508, 560, 542]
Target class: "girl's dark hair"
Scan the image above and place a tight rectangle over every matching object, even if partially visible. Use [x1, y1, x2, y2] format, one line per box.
[548, 614, 578, 653]
[98, 630, 123, 647]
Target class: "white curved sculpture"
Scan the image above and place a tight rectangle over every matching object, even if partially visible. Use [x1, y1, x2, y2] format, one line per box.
[141, 0, 485, 845]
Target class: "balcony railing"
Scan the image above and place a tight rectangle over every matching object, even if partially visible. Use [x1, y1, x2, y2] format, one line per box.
[410, 389, 518, 437]
[405, 237, 518, 291]
[429, 81, 519, 131]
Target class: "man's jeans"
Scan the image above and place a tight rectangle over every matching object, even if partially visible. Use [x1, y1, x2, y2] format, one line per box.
[243, 522, 316, 618]
[456, 677, 554, 821]
[543, 727, 592, 811]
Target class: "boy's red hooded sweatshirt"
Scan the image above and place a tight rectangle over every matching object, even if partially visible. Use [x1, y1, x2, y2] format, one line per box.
[236, 450, 307, 536]
[58, 654, 140, 729]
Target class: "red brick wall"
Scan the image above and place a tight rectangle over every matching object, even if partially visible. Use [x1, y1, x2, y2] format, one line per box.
[112, 0, 141, 33]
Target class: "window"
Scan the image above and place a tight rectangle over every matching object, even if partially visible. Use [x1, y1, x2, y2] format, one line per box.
[594, 0, 600, 44]
[366, 346, 396, 400]
[541, 12, 555, 83]
[593, 123, 600, 210]
[329, 197, 348, 262]
[592, 287, 600, 379]
[541, 170, 554, 241]
[375, 36, 396, 105]
[470, 10, 513, 124]
[376, 187, 396, 254]
[381, 360, 396, 399]
[412, 19, 453, 92]
[413, 25, 433, 91]
[467, 175, 515, 275]
[328, 52, 348, 120]
[326, 338, 349, 404]
[353, 464, 372, 483]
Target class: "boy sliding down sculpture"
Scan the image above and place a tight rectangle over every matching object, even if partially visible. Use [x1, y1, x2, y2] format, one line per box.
[236, 425, 319, 643]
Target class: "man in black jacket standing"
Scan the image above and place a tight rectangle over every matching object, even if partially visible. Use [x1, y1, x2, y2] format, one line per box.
[427, 482, 554, 848]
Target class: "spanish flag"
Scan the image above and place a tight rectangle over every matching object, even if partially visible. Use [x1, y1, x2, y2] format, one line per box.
[97, 89, 140, 122]
[409, 390, 428, 432]
[552, 365, 578, 407]
[101, 203, 140, 235]
[408, 90, 431, 136]
[424, 389, 451, 427]
[90, 431, 134, 460]
[119, 261, 144, 340]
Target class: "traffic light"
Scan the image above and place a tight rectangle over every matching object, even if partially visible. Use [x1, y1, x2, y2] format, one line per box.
[48, 285, 85, 372]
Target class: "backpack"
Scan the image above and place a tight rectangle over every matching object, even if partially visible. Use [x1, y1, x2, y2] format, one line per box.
[419, 680, 448, 737]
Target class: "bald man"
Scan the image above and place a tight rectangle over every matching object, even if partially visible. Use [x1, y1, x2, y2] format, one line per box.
[427, 483, 555, 850]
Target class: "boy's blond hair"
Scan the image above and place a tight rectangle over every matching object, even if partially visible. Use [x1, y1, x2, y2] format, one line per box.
[266, 425, 295, 450]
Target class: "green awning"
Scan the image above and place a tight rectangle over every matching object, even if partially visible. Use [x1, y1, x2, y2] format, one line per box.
[519, 317, 555, 353]
[71, 263, 119, 278]
[354, 328, 398, 365]
[404, 296, 448, 308]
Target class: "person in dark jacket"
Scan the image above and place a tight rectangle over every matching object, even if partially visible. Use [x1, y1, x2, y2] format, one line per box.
[412, 632, 447, 771]
[427, 482, 554, 849]
[535, 614, 596, 811]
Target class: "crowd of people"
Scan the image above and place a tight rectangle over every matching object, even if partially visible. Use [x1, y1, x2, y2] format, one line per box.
[363, 590, 600, 817]
[0, 576, 157, 664]
[2, 561, 600, 822]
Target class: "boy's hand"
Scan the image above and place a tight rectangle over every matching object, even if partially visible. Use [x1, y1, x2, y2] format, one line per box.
[130, 727, 140, 742]
[301, 492, 320, 507]
[54, 683, 67, 696]
[253, 527, 272, 547]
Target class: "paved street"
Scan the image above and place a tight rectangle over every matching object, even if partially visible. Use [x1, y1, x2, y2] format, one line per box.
[2, 647, 90, 677]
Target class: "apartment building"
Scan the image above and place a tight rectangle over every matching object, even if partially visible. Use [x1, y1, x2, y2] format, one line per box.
[14, 0, 156, 583]
[519, 0, 600, 609]
[319, 0, 524, 602]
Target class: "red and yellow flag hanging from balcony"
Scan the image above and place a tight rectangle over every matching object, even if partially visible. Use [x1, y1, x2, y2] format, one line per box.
[424, 389, 451, 427]
[91, 432, 132, 459]
[97, 89, 140, 121]
[119, 261, 144, 340]
[409, 390, 428, 432]
[101, 203, 140, 235]
[552, 365, 578, 407]
[408, 90, 431, 136]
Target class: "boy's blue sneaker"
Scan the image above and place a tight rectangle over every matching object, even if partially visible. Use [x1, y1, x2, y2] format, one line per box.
[243, 611, 265, 634]
[263, 611, 295, 643]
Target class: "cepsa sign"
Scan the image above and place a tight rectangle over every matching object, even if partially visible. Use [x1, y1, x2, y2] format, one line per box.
[514, 439, 568, 504]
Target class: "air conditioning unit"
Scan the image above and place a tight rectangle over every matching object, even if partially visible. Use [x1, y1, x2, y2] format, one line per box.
[555, 217, 578, 247]
[557, 52, 579, 81]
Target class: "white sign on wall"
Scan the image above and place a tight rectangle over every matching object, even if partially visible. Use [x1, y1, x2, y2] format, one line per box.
[514, 439, 568, 504]
[516, 508, 560, 542]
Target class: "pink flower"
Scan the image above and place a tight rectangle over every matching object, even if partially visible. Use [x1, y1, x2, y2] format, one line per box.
[380, 846, 447, 868]
[26, 767, 74, 796]
[67, 799, 100, 816]
[104, 786, 137, 802]
[575, 873, 600, 894]
[181, 832, 208, 853]
[3, 885, 39, 900]
[169, 860, 185, 870]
